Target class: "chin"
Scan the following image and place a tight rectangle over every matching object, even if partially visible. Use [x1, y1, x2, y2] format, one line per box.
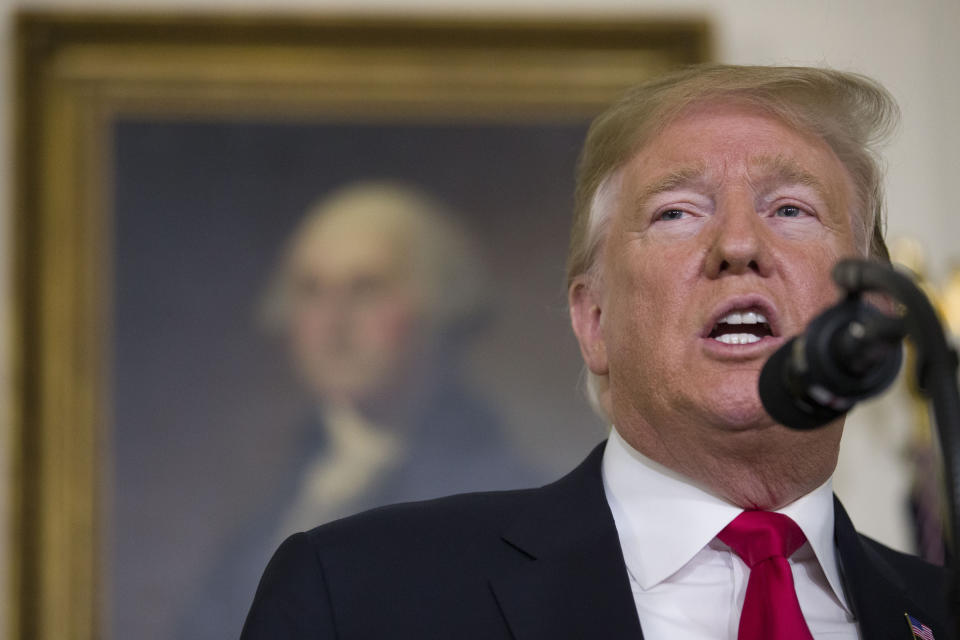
[693, 370, 771, 426]
[701, 393, 772, 430]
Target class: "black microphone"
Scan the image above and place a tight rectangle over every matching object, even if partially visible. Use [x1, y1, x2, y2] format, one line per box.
[758, 296, 906, 430]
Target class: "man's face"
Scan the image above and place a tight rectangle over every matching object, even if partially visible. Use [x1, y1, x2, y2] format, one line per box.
[287, 212, 426, 406]
[573, 101, 861, 449]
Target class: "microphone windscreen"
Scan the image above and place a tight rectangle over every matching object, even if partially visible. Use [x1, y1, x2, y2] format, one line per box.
[758, 339, 844, 430]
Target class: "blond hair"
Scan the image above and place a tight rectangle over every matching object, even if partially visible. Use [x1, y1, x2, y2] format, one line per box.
[568, 64, 899, 289]
[567, 65, 900, 417]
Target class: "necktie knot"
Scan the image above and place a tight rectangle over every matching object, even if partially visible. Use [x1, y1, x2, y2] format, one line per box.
[718, 510, 807, 567]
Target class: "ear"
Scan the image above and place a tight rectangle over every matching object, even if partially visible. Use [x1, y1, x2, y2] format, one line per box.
[569, 276, 609, 376]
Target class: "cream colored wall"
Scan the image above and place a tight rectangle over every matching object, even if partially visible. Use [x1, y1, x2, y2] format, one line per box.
[1, 0, 957, 631]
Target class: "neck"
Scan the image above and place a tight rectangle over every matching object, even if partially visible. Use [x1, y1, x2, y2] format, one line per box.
[614, 417, 843, 510]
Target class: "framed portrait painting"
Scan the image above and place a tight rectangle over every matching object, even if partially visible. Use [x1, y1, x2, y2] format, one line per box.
[11, 12, 709, 640]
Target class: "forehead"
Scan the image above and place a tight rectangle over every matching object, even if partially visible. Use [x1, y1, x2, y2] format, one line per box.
[630, 100, 846, 178]
[630, 101, 854, 189]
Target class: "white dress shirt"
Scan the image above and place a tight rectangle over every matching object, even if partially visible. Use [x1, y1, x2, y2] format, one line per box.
[602, 427, 860, 639]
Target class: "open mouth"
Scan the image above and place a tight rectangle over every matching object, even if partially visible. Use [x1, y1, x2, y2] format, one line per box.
[708, 309, 774, 345]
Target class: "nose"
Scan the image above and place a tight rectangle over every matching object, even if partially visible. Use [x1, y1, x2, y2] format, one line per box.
[703, 193, 772, 279]
[298, 284, 351, 338]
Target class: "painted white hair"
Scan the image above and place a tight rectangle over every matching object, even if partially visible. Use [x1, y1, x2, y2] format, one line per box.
[261, 180, 489, 341]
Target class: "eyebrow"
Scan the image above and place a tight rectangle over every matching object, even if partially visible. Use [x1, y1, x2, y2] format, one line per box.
[750, 155, 828, 194]
[632, 163, 709, 211]
[630, 155, 832, 215]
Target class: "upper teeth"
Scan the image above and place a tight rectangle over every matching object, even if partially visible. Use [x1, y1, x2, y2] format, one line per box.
[718, 311, 767, 325]
[715, 333, 762, 345]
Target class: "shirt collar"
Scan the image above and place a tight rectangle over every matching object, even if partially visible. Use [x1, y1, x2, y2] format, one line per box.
[601, 426, 851, 611]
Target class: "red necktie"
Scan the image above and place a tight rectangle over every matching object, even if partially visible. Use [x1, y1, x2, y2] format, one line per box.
[717, 511, 814, 640]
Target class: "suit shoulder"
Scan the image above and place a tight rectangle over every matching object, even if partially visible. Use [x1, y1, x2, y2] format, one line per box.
[304, 486, 540, 552]
[241, 491, 537, 639]
[241, 532, 337, 638]
[858, 535, 947, 582]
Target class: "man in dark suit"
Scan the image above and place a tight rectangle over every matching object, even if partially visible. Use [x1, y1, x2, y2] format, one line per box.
[241, 65, 955, 639]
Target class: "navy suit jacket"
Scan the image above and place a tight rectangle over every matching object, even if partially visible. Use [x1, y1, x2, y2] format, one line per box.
[241, 443, 954, 639]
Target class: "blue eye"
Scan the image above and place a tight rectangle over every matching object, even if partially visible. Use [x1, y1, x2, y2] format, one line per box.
[776, 205, 803, 218]
[659, 209, 686, 221]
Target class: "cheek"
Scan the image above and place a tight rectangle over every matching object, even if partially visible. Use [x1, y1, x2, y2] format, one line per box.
[783, 252, 846, 320]
[610, 243, 698, 308]
[603, 255, 681, 359]
[289, 310, 327, 352]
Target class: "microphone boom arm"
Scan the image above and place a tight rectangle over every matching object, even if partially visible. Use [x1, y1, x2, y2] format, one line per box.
[832, 259, 960, 636]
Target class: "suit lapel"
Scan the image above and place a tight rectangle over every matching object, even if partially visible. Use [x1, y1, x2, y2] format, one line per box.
[489, 443, 643, 640]
[491, 446, 953, 640]
[834, 497, 947, 640]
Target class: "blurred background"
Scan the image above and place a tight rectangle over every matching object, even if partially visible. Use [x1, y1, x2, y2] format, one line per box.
[2, 1, 959, 639]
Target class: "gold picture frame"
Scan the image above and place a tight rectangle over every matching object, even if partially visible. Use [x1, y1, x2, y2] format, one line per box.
[11, 12, 709, 640]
